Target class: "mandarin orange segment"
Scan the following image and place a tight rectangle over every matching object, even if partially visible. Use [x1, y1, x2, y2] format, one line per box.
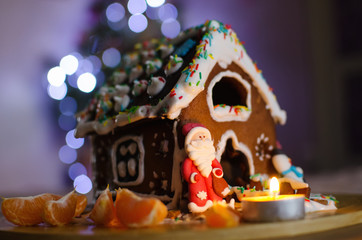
[89, 186, 117, 226]
[74, 194, 87, 217]
[42, 190, 77, 226]
[204, 202, 240, 228]
[115, 188, 167, 228]
[1, 193, 61, 226]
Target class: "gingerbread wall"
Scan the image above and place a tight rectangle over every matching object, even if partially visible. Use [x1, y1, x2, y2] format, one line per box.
[91, 118, 176, 198]
[178, 61, 278, 177]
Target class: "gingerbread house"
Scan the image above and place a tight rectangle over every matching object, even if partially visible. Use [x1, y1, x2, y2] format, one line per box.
[75, 20, 287, 209]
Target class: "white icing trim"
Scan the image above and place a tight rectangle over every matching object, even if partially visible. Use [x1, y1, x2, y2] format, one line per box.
[206, 70, 252, 122]
[212, 168, 223, 178]
[216, 130, 255, 175]
[168, 121, 186, 210]
[190, 172, 198, 183]
[188, 200, 213, 213]
[111, 135, 145, 186]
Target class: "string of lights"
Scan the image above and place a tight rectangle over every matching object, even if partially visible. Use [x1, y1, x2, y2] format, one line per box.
[46, 0, 181, 194]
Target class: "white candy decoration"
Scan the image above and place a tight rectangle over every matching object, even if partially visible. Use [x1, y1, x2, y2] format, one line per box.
[158, 44, 174, 58]
[147, 76, 166, 96]
[113, 71, 127, 84]
[145, 58, 162, 75]
[132, 79, 148, 96]
[129, 65, 143, 82]
[123, 52, 139, 67]
[165, 55, 183, 76]
[98, 86, 110, 96]
[141, 49, 155, 61]
[115, 84, 130, 96]
[114, 95, 130, 112]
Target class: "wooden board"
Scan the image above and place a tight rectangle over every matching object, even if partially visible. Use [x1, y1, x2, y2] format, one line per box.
[0, 194, 362, 240]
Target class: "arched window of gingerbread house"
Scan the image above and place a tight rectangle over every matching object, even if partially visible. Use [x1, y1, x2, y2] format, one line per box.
[207, 71, 252, 122]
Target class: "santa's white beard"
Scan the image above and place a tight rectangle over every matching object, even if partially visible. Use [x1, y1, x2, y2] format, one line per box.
[186, 139, 216, 177]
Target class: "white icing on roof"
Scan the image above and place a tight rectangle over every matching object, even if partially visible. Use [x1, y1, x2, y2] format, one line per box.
[75, 20, 286, 138]
[163, 20, 286, 123]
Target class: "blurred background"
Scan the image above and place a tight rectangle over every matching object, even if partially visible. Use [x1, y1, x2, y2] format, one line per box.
[0, 0, 361, 196]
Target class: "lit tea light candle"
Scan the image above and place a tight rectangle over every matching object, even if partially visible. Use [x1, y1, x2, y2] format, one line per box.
[270, 176, 279, 199]
[241, 177, 305, 222]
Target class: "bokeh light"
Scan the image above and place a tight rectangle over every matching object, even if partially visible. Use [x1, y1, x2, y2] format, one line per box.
[146, 0, 165, 8]
[88, 55, 102, 74]
[158, 3, 177, 21]
[59, 96, 77, 116]
[58, 114, 77, 131]
[102, 48, 121, 68]
[58, 145, 77, 164]
[77, 72, 97, 93]
[73, 174, 93, 194]
[76, 58, 93, 76]
[128, 13, 148, 33]
[47, 66, 66, 87]
[66, 129, 84, 149]
[95, 71, 105, 87]
[47, 82, 67, 100]
[127, 0, 147, 14]
[68, 162, 87, 180]
[47, 0, 182, 192]
[145, 6, 159, 20]
[161, 19, 180, 38]
[106, 2, 125, 22]
[107, 18, 127, 31]
[59, 55, 79, 75]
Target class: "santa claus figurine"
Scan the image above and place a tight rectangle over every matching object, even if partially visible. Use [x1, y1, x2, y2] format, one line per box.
[181, 123, 230, 213]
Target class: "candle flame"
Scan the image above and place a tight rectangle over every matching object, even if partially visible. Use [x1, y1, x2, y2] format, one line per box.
[269, 177, 280, 195]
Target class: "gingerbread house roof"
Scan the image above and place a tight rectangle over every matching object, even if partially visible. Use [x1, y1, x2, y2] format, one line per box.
[75, 20, 286, 138]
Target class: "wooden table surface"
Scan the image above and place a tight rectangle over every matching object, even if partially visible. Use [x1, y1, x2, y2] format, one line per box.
[1, 194, 362, 240]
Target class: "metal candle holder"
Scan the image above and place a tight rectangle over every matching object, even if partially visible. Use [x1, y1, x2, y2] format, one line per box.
[241, 194, 305, 222]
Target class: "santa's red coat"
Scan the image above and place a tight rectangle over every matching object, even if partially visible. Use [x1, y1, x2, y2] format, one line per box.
[182, 158, 223, 207]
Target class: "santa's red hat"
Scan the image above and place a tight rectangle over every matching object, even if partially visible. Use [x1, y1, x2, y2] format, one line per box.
[182, 123, 211, 146]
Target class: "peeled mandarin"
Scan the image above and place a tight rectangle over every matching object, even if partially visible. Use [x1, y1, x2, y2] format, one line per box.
[1, 193, 61, 226]
[42, 190, 77, 226]
[74, 194, 87, 217]
[115, 188, 168, 228]
[204, 202, 240, 228]
[89, 186, 117, 226]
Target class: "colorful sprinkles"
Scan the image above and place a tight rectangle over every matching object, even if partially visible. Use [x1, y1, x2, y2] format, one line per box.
[76, 20, 285, 138]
